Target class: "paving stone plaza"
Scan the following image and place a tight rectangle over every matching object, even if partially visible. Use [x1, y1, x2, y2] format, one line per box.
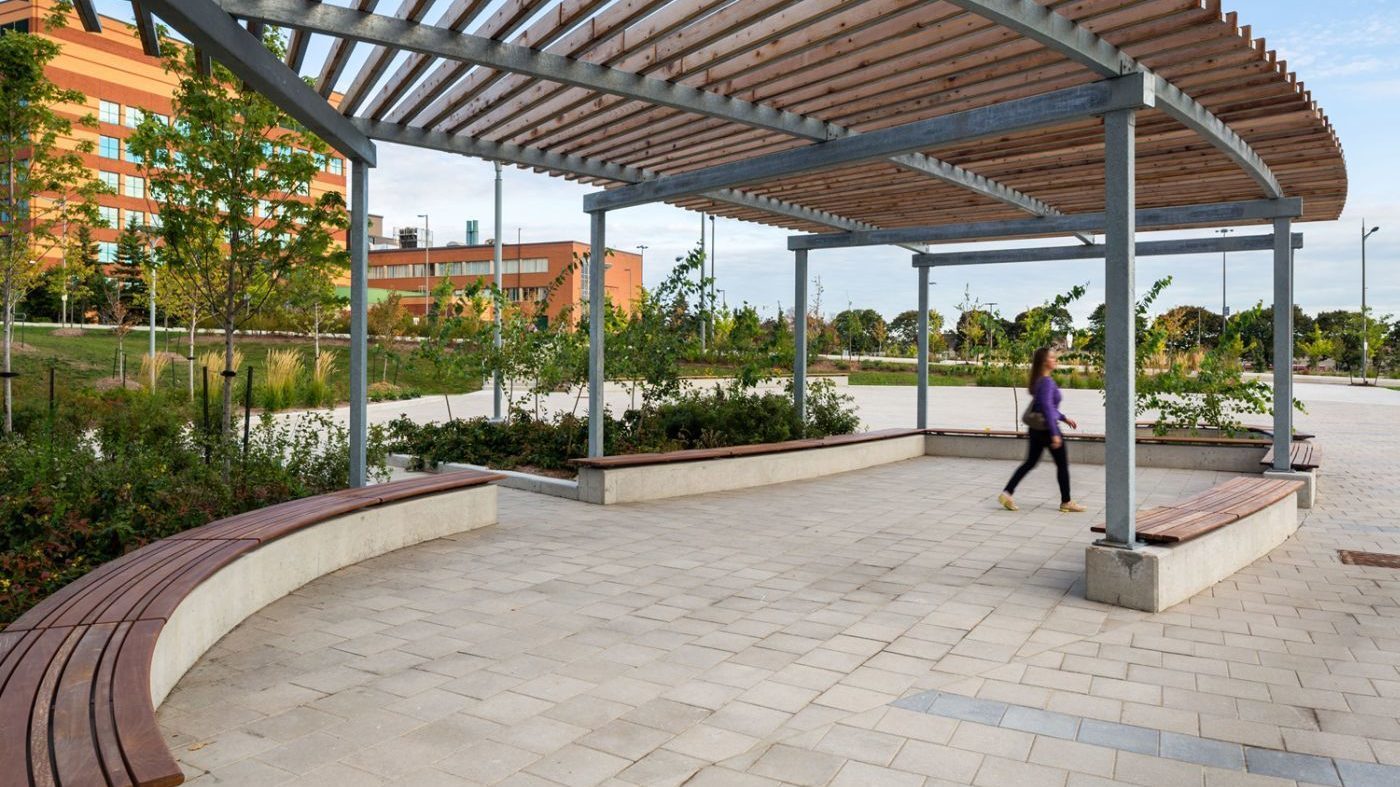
[160, 382, 1400, 786]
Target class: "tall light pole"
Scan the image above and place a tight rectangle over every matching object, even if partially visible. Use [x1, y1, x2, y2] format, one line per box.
[1362, 221, 1380, 384]
[1217, 227, 1233, 335]
[709, 214, 717, 329]
[698, 213, 707, 350]
[635, 244, 647, 311]
[417, 213, 429, 317]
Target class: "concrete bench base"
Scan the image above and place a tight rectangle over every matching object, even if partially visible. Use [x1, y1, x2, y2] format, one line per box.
[1084, 491, 1299, 613]
[577, 434, 926, 505]
[151, 484, 497, 705]
[1264, 468, 1315, 509]
[924, 432, 1267, 473]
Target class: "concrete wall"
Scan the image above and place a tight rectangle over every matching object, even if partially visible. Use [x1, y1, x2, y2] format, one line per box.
[1084, 493, 1299, 612]
[577, 434, 927, 505]
[150, 485, 497, 705]
[924, 433, 1267, 473]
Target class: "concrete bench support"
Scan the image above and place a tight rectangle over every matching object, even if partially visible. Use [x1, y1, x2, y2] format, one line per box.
[1084, 491, 1300, 612]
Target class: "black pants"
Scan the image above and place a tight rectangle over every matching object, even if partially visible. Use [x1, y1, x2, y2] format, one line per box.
[1004, 429, 1071, 504]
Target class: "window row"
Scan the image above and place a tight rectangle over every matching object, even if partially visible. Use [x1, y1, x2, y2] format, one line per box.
[368, 258, 552, 280]
[98, 170, 146, 199]
[98, 100, 168, 128]
[96, 205, 157, 231]
[98, 123, 342, 177]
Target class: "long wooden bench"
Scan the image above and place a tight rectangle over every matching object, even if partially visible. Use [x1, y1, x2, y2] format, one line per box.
[1260, 441, 1321, 471]
[0, 470, 502, 787]
[569, 428, 922, 469]
[1090, 476, 1304, 544]
[1134, 421, 1316, 441]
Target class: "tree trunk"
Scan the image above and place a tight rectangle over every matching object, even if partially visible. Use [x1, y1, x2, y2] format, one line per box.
[222, 315, 234, 437]
[188, 303, 196, 399]
[3, 278, 12, 433]
[313, 302, 320, 358]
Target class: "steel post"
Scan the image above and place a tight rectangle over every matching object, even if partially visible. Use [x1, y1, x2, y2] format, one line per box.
[794, 250, 808, 427]
[587, 211, 606, 457]
[1101, 109, 1137, 548]
[1272, 218, 1294, 470]
[348, 159, 370, 487]
[917, 264, 930, 429]
[493, 161, 504, 420]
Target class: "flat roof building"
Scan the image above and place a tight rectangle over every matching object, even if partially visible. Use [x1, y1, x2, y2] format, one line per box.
[368, 241, 642, 324]
[0, 0, 348, 269]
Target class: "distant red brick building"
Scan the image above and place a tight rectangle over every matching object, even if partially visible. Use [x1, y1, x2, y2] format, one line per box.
[367, 241, 642, 323]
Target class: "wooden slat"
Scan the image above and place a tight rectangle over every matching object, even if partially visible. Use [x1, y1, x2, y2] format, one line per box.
[52, 623, 119, 787]
[1091, 476, 1303, 544]
[112, 620, 182, 787]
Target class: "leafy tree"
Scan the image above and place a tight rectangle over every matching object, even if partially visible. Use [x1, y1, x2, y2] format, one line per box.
[127, 28, 347, 437]
[888, 309, 946, 354]
[832, 307, 885, 356]
[0, 7, 105, 429]
[367, 293, 412, 382]
[1296, 326, 1336, 370]
[1153, 305, 1220, 353]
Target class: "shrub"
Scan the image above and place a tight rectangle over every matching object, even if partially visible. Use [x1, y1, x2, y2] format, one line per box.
[138, 352, 170, 390]
[301, 350, 337, 408]
[0, 390, 387, 625]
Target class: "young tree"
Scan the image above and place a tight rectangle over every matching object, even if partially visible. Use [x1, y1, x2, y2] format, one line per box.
[0, 7, 105, 429]
[128, 29, 347, 435]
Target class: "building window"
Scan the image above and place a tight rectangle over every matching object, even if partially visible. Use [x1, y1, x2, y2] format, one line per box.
[502, 258, 549, 275]
[123, 175, 145, 199]
[123, 141, 141, 165]
[99, 171, 119, 192]
[99, 135, 120, 159]
[98, 206, 118, 229]
[124, 107, 145, 128]
[505, 287, 549, 303]
[97, 241, 117, 263]
[99, 100, 120, 125]
[151, 113, 169, 126]
[127, 210, 145, 229]
[328, 156, 343, 175]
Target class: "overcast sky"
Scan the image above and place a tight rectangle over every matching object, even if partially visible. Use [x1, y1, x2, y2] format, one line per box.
[94, 0, 1397, 324]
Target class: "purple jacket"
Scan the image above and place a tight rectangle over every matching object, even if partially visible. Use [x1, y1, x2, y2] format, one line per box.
[1032, 375, 1067, 436]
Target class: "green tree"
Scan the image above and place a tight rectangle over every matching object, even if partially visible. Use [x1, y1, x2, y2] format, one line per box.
[888, 309, 945, 354]
[1296, 326, 1336, 370]
[127, 29, 347, 437]
[0, 7, 105, 429]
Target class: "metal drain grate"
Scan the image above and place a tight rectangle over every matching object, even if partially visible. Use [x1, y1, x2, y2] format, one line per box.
[1338, 550, 1400, 568]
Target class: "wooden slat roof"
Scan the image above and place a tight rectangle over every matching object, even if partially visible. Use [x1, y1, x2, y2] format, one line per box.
[116, 0, 1348, 238]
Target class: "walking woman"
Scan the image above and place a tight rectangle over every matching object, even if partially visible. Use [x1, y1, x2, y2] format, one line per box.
[999, 347, 1087, 512]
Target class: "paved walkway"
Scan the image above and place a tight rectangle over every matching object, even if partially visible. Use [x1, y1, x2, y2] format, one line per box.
[162, 384, 1400, 786]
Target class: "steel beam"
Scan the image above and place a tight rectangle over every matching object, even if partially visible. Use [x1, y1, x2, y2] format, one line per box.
[587, 211, 606, 458]
[944, 0, 1283, 199]
[794, 199, 1305, 250]
[913, 233, 1304, 267]
[1272, 218, 1294, 471]
[1101, 109, 1136, 549]
[794, 250, 808, 429]
[348, 159, 369, 487]
[352, 119, 876, 234]
[131, 1, 161, 56]
[73, 0, 101, 31]
[142, 0, 377, 165]
[586, 74, 1153, 213]
[916, 265, 930, 430]
[217, 0, 1070, 225]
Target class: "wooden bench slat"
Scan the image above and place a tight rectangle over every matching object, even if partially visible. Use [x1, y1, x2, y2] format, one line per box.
[114, 620, 183, 787]
[1091, 476, 1303, 546]
[52, 623, 119, 787]
[7, 541, 192, 632]
[137, 540, 262, 623]
[0, 627, 72, 784]
[1150, 510, 1240, 543]
[95, 621, 138, 787]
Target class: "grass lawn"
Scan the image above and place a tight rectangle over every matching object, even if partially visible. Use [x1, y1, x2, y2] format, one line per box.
[5, 326, 478, 414]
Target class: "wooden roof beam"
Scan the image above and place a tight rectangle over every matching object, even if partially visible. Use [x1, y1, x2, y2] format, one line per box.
[944, 0, 1284, 199]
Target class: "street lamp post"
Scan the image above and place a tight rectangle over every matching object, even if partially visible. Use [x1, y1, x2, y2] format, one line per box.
[417, 213, 429, 317]
[1362, 221, 1380, 384]
[1217, 228, 1233, 335]
[635, 244, 647, 310]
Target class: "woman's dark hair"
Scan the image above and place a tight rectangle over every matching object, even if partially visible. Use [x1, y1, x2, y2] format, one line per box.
[1028, 346, 1053, 392]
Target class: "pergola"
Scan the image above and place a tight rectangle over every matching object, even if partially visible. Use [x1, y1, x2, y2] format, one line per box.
[83, 0, 1347, 551]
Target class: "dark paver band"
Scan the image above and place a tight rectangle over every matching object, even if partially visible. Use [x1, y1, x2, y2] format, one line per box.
[893, 689, 1393, 787]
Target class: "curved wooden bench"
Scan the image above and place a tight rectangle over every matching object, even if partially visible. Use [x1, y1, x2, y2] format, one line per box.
[0, 470, 502, 787]
[1260, 441, 1321, 471]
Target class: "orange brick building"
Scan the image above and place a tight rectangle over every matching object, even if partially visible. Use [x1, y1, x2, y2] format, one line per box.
[369, 241, 642, 323]
[0, 0, 348, 268]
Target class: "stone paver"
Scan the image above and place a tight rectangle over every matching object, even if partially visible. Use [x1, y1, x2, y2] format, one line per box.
[162, 382, 1400, 785]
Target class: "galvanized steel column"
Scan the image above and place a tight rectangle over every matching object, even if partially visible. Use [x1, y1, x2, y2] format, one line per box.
[794, 250, 808, 426]
[348, 159, 370, 487]
[1272, 219, 1294, 470]
[1101, 109, 1137, 548]
[588, 211, 606, 457]
[917, 264, 930, 429]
